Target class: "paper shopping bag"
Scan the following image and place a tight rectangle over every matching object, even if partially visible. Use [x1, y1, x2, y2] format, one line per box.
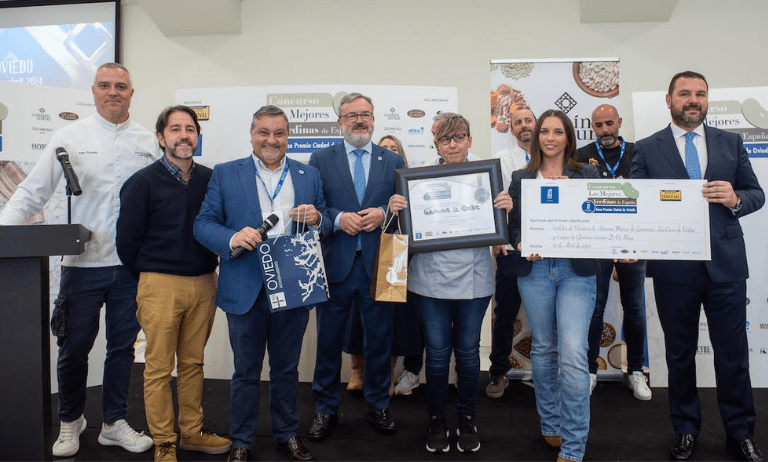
[370, 232, 409, 302]
[258, 230, 329, 311]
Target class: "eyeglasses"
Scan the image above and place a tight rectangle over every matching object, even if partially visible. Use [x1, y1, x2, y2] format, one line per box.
[436, 133, 468, 146]
[340, 112, 373, 122]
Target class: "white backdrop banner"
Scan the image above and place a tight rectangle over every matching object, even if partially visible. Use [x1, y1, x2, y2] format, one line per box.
[175, 85, 458, 168]
[633, 87, 768, 387]
[490, 58, 628, 378]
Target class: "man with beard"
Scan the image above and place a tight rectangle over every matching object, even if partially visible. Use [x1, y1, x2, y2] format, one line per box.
[0, 62, 157, 457]
[117, 106, 231, 461]
[632, 71, 765, 462]
[577, 105, 651, 401]
[308, 93, 405, 439]
[485, 107, 535, 398]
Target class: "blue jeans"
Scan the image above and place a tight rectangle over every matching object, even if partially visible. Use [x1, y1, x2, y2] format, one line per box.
[56, 265, 140, 423]
[587, 260, 647, 374]
[518, 259, 595, 462]
[416, 294, 490, 417]
[227, 290, 309, 448]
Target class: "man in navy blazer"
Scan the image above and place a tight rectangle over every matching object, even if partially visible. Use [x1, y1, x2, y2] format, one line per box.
[194, 106, 331, 462]
[631, 71, 765, 462]
[307, 93, 405, 439]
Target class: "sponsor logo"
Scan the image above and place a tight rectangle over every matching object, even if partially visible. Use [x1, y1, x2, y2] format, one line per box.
[31, 142, 47, 150]
[555, 92, 577, 114]
[699, 321, 708, 330]
[191, 106, 210, 121]
[541, 186, 559, 204]
[407, 109, 426, 118]
[32, 108, 50, 122]
[423, 98, 448, 103]
[759, 323, 768, 329]
[760, 348, 768, 354]
[384, 107, 400, 121]
[408, 127, 425, 134]
[746, 321, 751, 332]
[32, 126, 53, 134]
[382, 126, 401, 132]
[660, 190, 682, 201]
[59, 112, 79, 121]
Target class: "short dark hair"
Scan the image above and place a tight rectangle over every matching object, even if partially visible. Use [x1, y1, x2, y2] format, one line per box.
[338, 93, 374, 116]
[526, 109, 582, 174]
[155, 105, 200, 150]
[668, 71, 708, 95]
[251, 105, 289, 130]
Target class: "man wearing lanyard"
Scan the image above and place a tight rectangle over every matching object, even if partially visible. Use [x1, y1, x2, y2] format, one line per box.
[194, 105, 331, 462]
[485, 107, 535, 398]
[308, 93, 405, 440]
[576, 104, 651, 401]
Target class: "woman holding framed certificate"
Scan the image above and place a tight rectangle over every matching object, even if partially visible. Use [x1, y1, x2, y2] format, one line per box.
[388, 114, 513, 454]
[508, 109, 599, 462]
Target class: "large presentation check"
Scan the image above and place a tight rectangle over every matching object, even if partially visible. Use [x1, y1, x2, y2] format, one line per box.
[520, 179, 711, 260]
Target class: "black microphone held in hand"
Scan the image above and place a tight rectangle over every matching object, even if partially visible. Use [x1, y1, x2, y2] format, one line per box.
[55, 147, 82, 196]
[230, 213, 279, 259]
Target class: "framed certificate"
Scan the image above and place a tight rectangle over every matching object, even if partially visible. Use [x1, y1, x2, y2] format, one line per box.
[395, 159, 509, 253]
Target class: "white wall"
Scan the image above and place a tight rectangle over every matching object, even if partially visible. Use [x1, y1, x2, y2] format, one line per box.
[116, 0, 768, 381]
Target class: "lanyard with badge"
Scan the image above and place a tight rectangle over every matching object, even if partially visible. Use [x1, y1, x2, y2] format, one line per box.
[254, 161, 289, 236]
[594, 139, 625, 178]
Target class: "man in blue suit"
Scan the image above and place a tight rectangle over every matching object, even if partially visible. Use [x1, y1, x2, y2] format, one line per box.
[307, 93, 405, 439]
[194, 105, 331, 462]
[631, 71, 764, 462]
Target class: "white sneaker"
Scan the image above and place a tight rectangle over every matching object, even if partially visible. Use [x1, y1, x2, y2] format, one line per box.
[628, 371, 652, 401]
[53, 415, 87, 457]
[589, 373, 597, 396]
[394, 370, 420, 396]
[98, 419, 153, 453]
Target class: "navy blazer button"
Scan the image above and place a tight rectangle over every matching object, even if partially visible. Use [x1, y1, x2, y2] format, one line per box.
[299, 169, 305, 174]
[378, 156, 383, 160]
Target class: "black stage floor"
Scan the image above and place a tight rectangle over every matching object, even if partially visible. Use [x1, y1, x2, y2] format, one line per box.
[49, 364, 765, 461]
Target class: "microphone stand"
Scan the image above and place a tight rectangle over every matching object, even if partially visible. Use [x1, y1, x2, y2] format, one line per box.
[65, 184, 73, 224]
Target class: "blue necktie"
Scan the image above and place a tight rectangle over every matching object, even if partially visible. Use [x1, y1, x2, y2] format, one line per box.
[684, 132, 702, 180]
[353, 149, 366, 203]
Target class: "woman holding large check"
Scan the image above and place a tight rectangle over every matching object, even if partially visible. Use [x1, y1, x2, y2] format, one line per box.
[388, 114, 512, 454]
[508, 109, 599, 462]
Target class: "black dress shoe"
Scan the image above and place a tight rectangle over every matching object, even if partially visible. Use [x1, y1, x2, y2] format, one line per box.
[277, 436, 314, 461]
[227, 447, 249, 462]
[308, 413, 338, 440]
[670, 434, 697, 461]
[365, 408, 397, 434]
[728, 438, 766, 462]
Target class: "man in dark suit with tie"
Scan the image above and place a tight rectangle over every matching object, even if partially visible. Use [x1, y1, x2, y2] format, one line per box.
[194, 105, 331, 462]
[631, 71, 765, 462]
[307, 93, 405, 439]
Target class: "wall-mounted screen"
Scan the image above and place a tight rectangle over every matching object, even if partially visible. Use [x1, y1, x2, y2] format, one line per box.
[0, 0, 119, 91]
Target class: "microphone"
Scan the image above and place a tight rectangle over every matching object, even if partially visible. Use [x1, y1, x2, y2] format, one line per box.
[55, 147, 82, 196]
[230, 213, 279, 259]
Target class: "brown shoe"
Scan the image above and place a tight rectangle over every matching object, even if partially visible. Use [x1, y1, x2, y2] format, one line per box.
[276, 436, 313, 461]
[179, 428, 231, 455]
[347, 354, 364, 392]
[543, 434, 561, 448]
[154, 442, 177, 462]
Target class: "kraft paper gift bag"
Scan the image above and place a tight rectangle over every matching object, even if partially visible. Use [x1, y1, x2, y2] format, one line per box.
[370, 210, 409, 303]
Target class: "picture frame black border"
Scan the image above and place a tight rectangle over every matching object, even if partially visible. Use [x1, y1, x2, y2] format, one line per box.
[395, 158, 509, 254]
[0, 0, 121, 63]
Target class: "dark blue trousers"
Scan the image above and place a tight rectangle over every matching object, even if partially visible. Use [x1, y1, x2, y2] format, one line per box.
[488, 253, 522, 377]
[226, 290, 309, 448]
[313, 255, 393, 414]
[653, 262, 755, 441]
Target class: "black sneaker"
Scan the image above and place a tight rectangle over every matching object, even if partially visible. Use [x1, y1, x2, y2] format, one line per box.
[425, 415, 450, 453]
[456, 414, 480, 452]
